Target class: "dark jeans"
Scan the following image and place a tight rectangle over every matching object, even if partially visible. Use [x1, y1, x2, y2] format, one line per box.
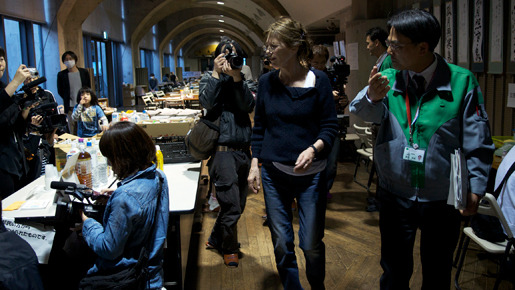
[378, 187, 461, 290]
[207, 150, 250, 254]
[261, 163, 327, 290]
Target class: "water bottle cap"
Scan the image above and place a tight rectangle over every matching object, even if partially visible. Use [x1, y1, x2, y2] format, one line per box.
[87, 141, 92, 146]
[78, 138, 84, 143]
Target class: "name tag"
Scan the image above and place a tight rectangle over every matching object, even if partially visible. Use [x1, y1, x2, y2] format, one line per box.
[403, 146, 425, 163]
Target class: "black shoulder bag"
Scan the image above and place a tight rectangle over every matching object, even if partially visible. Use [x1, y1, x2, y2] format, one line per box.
[79, 171, 164, 290]
[470, 161, 515, 243]
[185, 111, 221, 160]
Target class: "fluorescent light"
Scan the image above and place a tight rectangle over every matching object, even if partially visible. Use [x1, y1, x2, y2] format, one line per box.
[219, 19, 224, 23]
[219, 30, 224, 32]
[217, 1, 224, 4]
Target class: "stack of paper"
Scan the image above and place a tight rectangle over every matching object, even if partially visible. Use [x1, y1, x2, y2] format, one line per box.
[448, 148, 468, 209]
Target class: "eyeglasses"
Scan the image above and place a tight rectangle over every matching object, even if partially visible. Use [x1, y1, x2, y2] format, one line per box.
[262, 43, 279, 52]
[386, 40, 412, 51]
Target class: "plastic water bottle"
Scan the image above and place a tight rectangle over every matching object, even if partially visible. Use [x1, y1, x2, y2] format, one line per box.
[112, 108, 119, 124]
[86, 141, 98, 189]
[96, 153, 109, 186]
[131, 113, 141, 124]
[76, 143, 93, 188]
[141, 110, 150, 121]
[67, 141, 79, 160]
[155, 145, 164, 171]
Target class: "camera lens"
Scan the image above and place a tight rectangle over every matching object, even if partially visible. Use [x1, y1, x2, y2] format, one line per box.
[264, 60, 270, 66]
[229, 56, 243, 69]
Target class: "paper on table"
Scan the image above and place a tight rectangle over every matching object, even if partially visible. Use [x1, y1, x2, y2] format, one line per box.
[19, 200, 50, 210]
[448, 148, 468, 209]
[3, 201, 26, 211]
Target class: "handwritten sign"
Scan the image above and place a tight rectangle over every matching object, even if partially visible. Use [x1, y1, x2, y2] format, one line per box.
[473, 0, 484, 63]
[445, 1, 454, 63]
[2, 217, 55, 264]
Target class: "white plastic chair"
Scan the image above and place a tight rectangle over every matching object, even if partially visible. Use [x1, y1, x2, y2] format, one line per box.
[454, 193, 515, 290]
[353, 124, 375, 192]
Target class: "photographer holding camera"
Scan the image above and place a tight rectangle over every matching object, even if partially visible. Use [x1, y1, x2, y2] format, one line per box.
[22, 70, 63, 182]
[0, 46, 40, 198]
[199, 36, 255, 268]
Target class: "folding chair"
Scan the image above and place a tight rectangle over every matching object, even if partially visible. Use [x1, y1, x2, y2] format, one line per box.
[454, 193, 515, 290]
[353, 124, 375, 192]
[141, 92, 158, 111]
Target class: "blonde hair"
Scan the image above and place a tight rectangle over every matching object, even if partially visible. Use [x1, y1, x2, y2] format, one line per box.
[265, 16, 312, 69]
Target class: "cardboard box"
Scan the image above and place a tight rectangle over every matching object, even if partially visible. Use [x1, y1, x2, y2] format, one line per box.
[54, 143, 72, 172]
[137, 119, 194, 138]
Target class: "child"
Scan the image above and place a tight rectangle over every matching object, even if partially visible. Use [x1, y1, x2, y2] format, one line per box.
[72, 87, 108, 137]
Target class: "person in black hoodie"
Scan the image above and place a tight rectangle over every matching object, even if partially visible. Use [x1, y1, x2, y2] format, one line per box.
[199, 36, 255, 268]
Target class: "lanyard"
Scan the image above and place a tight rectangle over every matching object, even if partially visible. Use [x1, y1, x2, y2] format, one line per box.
[405, 76, 423, 148]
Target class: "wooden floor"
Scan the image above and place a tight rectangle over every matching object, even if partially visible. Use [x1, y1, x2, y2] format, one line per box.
[183, 160, 514, 290]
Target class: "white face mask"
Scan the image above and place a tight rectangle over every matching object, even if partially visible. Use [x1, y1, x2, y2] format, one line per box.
[64, 60, 75, 69]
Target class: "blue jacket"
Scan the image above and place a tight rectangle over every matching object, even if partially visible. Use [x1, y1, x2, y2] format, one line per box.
[83, 165, 169, 289]
[251, 69, 338, 164]
[350, 54, 494, 201]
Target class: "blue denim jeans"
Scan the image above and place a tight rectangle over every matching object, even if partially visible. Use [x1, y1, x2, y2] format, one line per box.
[261, 163, 327, 290]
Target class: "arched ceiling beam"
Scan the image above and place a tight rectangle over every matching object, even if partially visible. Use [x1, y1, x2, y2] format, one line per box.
[173, 29, 253, 57]
[159, 18, 262, 57]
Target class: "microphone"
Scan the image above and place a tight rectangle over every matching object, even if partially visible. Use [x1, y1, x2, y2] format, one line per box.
[21, 76, 47, 92]
[50, 181, 77, 190]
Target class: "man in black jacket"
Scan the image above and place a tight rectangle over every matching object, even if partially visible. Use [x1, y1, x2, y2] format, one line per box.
[56, 51, 91, 134]
[199, 37, 255, 268]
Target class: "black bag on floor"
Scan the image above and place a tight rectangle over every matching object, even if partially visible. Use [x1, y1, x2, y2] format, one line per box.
[470, 214, 507, 243]
[470, 159, 515, 243]
[78, 247, 149, 290]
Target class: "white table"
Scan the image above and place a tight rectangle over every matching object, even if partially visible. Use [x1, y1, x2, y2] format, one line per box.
[2, 162, 201, 289]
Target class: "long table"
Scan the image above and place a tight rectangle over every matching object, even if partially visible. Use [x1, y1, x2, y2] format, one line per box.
[1, 162, 201, 289]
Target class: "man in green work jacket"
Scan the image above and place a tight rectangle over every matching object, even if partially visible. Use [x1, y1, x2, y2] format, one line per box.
[350, 9, 494, 290]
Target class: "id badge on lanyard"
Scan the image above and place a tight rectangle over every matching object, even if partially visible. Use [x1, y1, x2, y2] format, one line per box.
[403, 80, 425, 164]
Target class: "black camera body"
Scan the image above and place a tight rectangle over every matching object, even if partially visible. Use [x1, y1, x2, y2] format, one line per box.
[225, 46, 244, 69]
[29, 102, 68, 134]
[327, 56, 350, 95]
[18, 76, 68, 134]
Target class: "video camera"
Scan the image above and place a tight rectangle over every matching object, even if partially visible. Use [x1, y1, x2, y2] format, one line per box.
[327, 56, 351, 136]
[327, 56, 350, 96]
[51, 181, 106, 223]
[224, 46, 244, 69]
[16, 75, 68, 134]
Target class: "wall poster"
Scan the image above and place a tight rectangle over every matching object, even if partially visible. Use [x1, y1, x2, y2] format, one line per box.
[488, 0, 503, 74]
[471, 0, 485, 72]
[457, 0, 470, 68]
[508, 0, 515, 72]
[444, 0, 455, 64]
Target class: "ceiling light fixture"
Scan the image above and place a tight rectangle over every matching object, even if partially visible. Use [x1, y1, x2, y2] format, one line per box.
[219, 19, 224, 23]
[220, 30, 224, 33]
[217, 1, 224, 4]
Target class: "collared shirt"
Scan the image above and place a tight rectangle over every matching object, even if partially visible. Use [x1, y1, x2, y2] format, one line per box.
[408, 54, 438, 91]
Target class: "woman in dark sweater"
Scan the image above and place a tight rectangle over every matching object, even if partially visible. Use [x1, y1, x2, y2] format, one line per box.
[247, 17, 338, 289]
